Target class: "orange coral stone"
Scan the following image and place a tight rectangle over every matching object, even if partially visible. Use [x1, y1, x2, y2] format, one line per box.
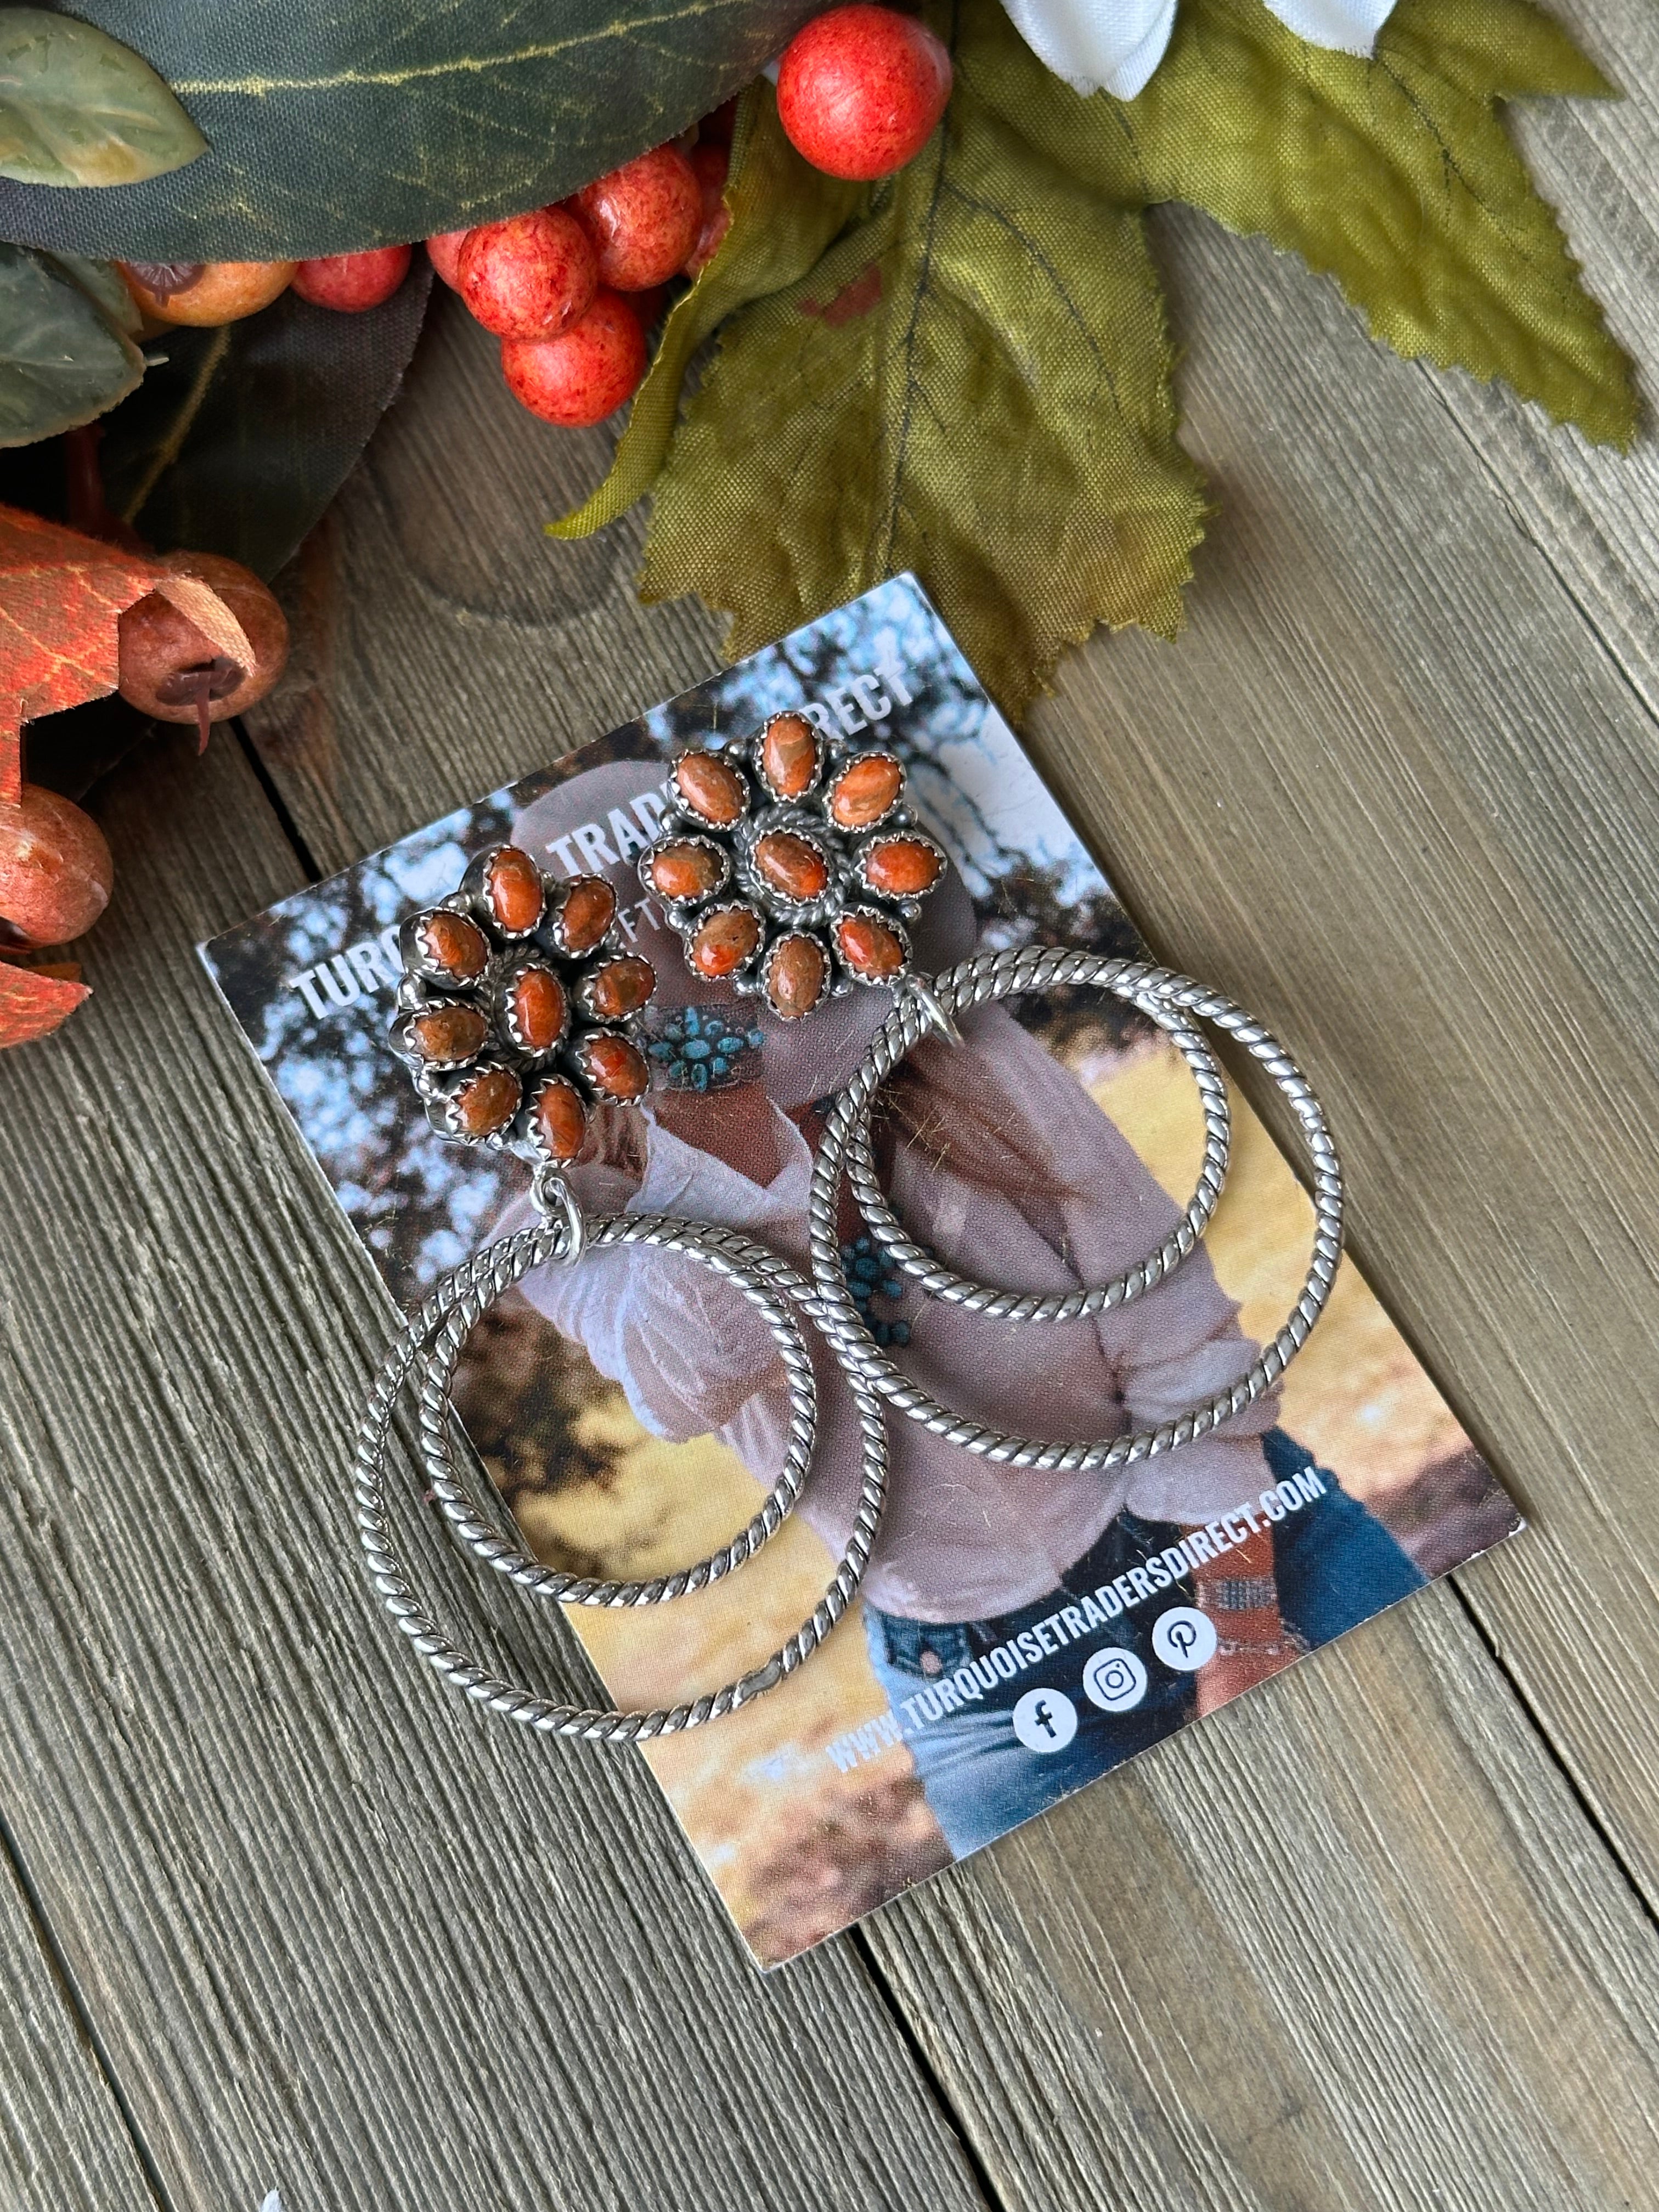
[646, 840, 725, 902]
[863, 836, 941, 898]
[577, 1031, 649, 1101]
[765, 934, 827, 1017]
[837, 912, 906, 980]
[532, 1076, 588, 1162]
[555, 875, 617, 953]
[760, 713, 821, 799]
[754, 830, 829, 901]
[689, 905, 761, 978]
[420, 910, 489, 981]
[450, 1063, 521, 1137]
[673, 751, 747, 827]
[484, 846, 545, 933]
[585, 953, 655, 1019]
[407, 1002, 488, 1064]
[508, 966, 567, 1052]
[829, 753, 903, 830]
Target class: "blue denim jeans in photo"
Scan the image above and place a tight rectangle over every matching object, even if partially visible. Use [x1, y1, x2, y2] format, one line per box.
[864, 1430, 1425, 1860]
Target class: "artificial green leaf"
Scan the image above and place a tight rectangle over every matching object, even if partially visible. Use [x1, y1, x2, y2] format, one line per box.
[0, 6, 205, 187]
[97, 258, 433, 576]
[642, 0, 1206, 720]
[551, 84, 865, 540]
[1069, 0, 1637, 444]
[46, 250, 142, 336]
[0, 0, 814, 262]
[0, 239, 142, 448]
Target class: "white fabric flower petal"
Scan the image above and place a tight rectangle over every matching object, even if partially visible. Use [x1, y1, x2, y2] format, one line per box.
[1263, 0, 1396, 55]
[1000, 0, 1179, 99]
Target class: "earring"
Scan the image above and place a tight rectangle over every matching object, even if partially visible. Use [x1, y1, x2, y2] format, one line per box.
[358, 843, 889, 1743]
[644, 730, 1344, 1463]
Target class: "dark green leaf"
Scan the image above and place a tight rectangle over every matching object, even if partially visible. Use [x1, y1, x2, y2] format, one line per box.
[97, 258, 433, 576]
[0, 5, 205, 187]
[551, 83, 865, 540]
[0, 238, 142, 447]
[0, 0, 814, 262]
[642, 0, 1206, 721]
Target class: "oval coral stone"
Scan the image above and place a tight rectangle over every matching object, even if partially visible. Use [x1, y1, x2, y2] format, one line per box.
[407, 1002, 488, 1064]
[837, 911, 906, 979]
[829, 753, 903, 830]
[673, 751, 747, 827]
[578, 1032, 650, 1101]
[754, 830, 830, 901]
[420, 910, 489, 981]
[451, 1064, 521, 1137]
[509, 966, 567, 1052]
[532, 1076, 588, 1162]
[765, 934, 828, 1017]
[646, 840, 726, 902]
[689, 905, 761, 978]
[485, 846, 545, 933]
[863, 836, 941, 897]
[554, 875, 617, 953]
[760, 713, 822, 799]
[585, 953, 656, 1019]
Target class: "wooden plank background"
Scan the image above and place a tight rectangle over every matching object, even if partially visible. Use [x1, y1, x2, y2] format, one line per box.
[2, 0, 1657, 2198]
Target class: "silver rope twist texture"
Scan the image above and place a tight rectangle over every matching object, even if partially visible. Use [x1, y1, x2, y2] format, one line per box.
[420, 1216, 818, 1604]
[844, 984, 1232, 1321]
[808, 947, 1345, 1471]
[354, 1216, 889, 1745]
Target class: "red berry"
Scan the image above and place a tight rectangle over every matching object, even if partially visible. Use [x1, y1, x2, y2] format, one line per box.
[777, 5, 952, 180]
[624, 284, 670, 330]
[568, 145, 702, 291]
[292, 245, 413, 312]
[458, 209, 598, 339]
[501, 291, 647, 426]
[0, 786, 112, 947]
[426, 229, 468, 289]
[685, 142, 731, 277]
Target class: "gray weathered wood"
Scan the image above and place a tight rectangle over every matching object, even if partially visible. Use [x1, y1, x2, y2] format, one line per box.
[0, 1847, 157, 2211]
[0, 723, 987, 2212]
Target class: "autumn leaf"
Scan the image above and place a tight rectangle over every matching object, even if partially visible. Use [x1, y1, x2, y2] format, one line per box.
[0, 6, 205, 188]
[642, 0, 1206, 719]
[551, 83, 864, 540]
[0, 955, 88, 1047]
[0, 503, 161, 801]
[1090, 0, 1637, 444]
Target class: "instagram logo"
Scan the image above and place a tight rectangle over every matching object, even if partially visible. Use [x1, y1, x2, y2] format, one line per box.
[1082, 1647, 1148, 1713]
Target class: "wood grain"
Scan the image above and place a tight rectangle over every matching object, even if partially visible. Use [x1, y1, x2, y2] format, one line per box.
[0, 1848, 157, 2211]
[0, 724, 986, 2212]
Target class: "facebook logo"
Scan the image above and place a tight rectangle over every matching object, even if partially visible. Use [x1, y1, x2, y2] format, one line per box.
[1011, 1687, 1080, 1753]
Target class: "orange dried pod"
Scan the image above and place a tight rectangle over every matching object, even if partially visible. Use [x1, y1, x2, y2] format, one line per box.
[645, 839, 727, 902]
[828, 752, 904, 830]
[530, 1076, 589, 1163]
[672, 749, 748, 827]
[119, 259, 297, 326]
[482, 846, 545, 934]
[758, 712, 823, 800]
[505, 965, 568, 1053]
[837, 910, 907, 980]
[548, 874, 617, 955]
[688, 904, 761, 979]
[405, 1002, 489, 1065]
[764, 933, 828, 1018]
[862, 835, 942, 898]
[753, 830, 830, 902]
[447, 1063, 522, 1139]
[583, 953, 656, 1020]
[576, 1031, 650, 1101]
[417, 909, 489, 983]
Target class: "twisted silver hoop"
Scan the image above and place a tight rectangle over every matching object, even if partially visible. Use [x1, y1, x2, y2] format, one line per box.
[848, 977, 1232, 1322]
[421, 1215, 817, 1604]
[808, 947, 1344, 1471]
[354, 1214, 889, 1743]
